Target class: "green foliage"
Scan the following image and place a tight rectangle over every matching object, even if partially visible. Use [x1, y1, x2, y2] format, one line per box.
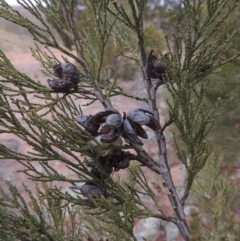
[190, 152, 240, 241]
[159, 0, 238, 205]
[0, 182, 87, 241]
[0, 0, 239, 240]
[46, 1, 166, 80]
[0, 164, 170, 241]
[204, 3, 240, 163]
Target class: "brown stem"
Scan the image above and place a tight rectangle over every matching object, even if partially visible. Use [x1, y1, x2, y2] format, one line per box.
[141, 74, 190, 240]
[136, 25, 191, 241]
[112, 0, 190, 239]
[60, 1, 90, 76]
[60, 1, 189, 239]
[60, 1, 111, 109]
[131, 142, 190, 240]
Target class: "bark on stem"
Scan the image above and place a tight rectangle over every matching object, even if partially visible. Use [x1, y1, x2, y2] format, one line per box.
[61, 1, 189, 239]
[143, 76, 190, 241]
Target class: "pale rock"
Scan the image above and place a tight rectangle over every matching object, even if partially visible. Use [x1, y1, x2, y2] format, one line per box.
[0, 139, 20, 152]
[184, 205, 199, 216]
[165, 222, 179, 241]
[134, 217, 161, 241]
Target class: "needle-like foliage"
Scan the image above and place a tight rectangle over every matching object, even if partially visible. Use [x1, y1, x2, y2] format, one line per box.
[0, 0, 239, 240]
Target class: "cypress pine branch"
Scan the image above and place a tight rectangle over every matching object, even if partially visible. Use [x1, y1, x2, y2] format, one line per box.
[112, 1, 190, 239]
[0, 0, 239, 240]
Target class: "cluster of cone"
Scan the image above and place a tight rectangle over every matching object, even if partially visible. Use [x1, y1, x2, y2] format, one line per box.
[47, 63, 80, 91]
[47, 50, 168, 92]
[47, 51, 168, 198]
[76, 107, 160, 146]
[70, 150, 131, 198]
[71, 107, 160, 198]
[144, 50, 168, 80]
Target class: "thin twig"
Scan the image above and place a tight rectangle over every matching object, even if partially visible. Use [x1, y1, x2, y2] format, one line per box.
[50, 88, 95, 96]
[111, 1, 190, 239]
[161, 118, 174, 133]
[60, 1, 111, 109]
